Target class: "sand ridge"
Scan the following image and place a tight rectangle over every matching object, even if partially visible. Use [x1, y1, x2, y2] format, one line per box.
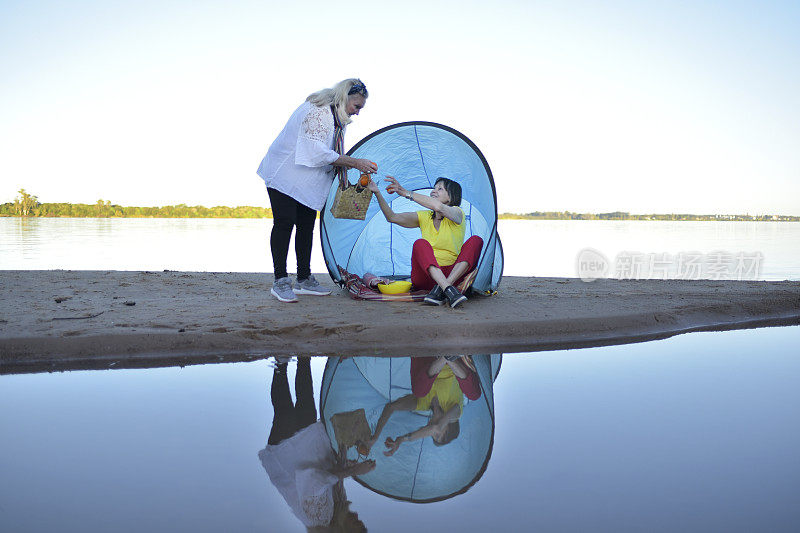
[1, 270, 799, 374]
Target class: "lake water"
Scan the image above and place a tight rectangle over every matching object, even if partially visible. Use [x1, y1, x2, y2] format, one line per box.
[2, 217, 799, 531]
[1, 326, 798, 532]
[1, 217, 799, 280]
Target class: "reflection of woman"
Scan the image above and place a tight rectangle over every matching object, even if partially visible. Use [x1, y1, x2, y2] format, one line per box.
[257, 79, 377, 303]
[364, 356, 481, 455]
[367, 176, 483, 308]
[258, 357, 374, 531]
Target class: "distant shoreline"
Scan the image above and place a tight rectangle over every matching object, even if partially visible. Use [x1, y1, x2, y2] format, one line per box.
[1, 202, 798, 221]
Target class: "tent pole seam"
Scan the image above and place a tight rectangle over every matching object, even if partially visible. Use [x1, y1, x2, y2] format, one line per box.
[410, 436, 424, 499]
[414, 125, 432, 186]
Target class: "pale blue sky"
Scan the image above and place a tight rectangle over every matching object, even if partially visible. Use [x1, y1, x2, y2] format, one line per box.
[2, 0, 798, 214]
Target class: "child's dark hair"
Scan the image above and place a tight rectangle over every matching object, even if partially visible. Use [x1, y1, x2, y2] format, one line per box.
[430, 177, 463, 220]
[435, 177, 462, 207]
[433, 420, 460, 447]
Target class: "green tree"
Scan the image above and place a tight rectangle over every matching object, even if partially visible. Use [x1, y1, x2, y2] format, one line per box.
[14, 189, 39, 217]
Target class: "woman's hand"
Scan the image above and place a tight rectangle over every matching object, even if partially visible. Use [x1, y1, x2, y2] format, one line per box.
[353, 159, 378, 173]
[333, 155, 376, 173]
[357, 435, 378, 455]
[385, 175, 409, 198]
[346, 459, 376, 477]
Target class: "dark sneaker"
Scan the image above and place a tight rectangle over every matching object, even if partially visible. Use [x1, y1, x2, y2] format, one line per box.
[270, 276, 298, 303]
[444, 285, 467, 308]
[424, 285, 445, 305]
[294, 275, 331, 296]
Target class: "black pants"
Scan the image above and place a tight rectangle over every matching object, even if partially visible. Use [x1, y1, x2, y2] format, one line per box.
[268, 357, 317, 445]
[267, 187, 317, 281]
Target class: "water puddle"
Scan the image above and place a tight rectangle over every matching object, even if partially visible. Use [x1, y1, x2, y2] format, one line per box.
[2, 326, 799, 532]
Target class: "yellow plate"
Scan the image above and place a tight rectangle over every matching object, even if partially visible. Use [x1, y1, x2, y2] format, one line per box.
[377, 281, 412, 294]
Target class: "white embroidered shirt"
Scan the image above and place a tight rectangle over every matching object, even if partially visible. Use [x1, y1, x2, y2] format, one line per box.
[257, 102, 344, 210]
[258, 421, 339, 528]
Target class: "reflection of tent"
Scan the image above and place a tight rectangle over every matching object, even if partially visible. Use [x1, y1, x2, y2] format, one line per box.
[321, 122, 504, 292]
[320, 355, 502, 503]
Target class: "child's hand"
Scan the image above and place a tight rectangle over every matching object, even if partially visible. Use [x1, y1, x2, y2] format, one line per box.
[385, 175, 407, 197]
[367, 178, 380, 193]
[383, 436, 402, 456]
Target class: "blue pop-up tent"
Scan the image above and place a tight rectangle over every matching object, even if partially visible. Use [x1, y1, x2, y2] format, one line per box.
[321, 122, 504, 293]
[320, 355, 502, 502]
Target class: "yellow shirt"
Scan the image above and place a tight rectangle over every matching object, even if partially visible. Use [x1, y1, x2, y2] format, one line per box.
[415, 365, 464, 416]
[416, 207, 466, 267]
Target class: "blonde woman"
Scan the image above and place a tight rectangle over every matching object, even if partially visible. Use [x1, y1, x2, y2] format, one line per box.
[258, 357, 374, 530]
[257, 79, 377, 303]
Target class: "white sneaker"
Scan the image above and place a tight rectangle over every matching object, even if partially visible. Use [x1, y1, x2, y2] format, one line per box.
[270, 277, 298, 302]
[294, 275, 331, 296]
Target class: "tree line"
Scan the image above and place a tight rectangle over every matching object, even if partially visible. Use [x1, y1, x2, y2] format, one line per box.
[1, 190, 273, 218]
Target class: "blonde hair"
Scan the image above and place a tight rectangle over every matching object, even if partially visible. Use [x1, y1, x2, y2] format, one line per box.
[306, 78, 368, 126]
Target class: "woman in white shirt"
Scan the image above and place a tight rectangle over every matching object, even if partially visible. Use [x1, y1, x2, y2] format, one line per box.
[259, 357, 374, 530]
[257, 78, 377, 303]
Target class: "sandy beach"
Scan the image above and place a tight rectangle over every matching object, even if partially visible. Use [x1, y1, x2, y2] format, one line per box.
[1, 270, 798, 374]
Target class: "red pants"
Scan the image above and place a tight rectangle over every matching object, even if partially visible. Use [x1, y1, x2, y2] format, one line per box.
[410, 235, 483, 291]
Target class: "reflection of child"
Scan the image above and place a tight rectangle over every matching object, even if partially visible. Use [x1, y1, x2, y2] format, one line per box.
[411, 356, 481, 407]
[365, 356, 481, 456]
[258, 358, 373, 530]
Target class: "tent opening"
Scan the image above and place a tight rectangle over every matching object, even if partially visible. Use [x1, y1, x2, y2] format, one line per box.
[321, 122, 504, 293]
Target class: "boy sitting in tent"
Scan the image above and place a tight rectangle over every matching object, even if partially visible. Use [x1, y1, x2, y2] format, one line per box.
[367, 176, 483, 309]
[361, 356, 481, 455]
